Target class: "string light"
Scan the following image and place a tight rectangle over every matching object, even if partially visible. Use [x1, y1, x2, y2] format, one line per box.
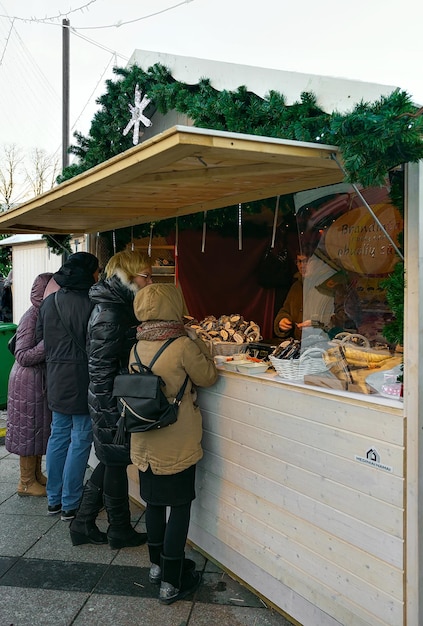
[238, 203, 242, 251]
[0, 1, 196, 30]
[0, 1, 98, 24]
[148, 223, 154, 257]
[201, 211, 207, 253]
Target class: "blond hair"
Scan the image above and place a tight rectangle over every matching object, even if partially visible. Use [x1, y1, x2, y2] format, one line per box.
[105, 249, 151, 280]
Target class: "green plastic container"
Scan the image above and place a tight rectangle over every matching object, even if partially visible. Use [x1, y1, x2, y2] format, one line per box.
[0, 322, 17, 408]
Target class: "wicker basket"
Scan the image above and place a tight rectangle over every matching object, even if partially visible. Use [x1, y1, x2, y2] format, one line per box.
[269, 347, 328, 380]
[209, 341, 248, 357]
[326, 334, 391, 370]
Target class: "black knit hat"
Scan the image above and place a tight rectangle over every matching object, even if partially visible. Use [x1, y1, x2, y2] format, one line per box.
[54, 252, 99, 290]
[66, 252, 99, 274]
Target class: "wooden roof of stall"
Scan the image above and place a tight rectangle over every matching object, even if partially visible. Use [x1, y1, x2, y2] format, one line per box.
[0, 126, 345, 235]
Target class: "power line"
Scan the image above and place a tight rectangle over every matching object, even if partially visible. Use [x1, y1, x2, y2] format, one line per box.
[8, 22, 60, 102]
[71, 29, 128, 61]
[71, 0, 196, 29]
[0, 0, 196, 30]
[0, 1, 98, 24]
[70, 52, 116, 132]
[0, 18, 61, 151]
[0, 15, 13, 65]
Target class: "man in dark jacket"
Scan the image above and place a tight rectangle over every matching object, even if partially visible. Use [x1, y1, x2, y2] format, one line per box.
[36, 252, 99, 521]
[69, 249, 151, 549]
[1, 270, 13, 322]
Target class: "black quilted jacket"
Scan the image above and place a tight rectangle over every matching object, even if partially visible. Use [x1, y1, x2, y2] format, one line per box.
[87, 275, 138, 466]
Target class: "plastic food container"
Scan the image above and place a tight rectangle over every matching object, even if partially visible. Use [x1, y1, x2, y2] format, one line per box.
[223, 359, 250, 372]
[236, 362, 269, 375]
[214, 355, 227, 365]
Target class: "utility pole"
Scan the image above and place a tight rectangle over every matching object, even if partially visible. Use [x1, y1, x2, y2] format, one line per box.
[62, 19, 70, 171]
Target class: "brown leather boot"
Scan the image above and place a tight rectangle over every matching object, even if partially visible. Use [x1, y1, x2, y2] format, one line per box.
[17, 456, 46, 497]
[35, 455, 47, 486]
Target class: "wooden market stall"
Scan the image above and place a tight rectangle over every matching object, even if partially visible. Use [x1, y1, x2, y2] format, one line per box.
[0, 126, 421, 626]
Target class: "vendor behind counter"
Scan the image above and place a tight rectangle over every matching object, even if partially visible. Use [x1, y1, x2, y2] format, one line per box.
[273, 250, 360, 343]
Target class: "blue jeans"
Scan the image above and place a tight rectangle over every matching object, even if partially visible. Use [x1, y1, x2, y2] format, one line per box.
[46, 411, 93, 510]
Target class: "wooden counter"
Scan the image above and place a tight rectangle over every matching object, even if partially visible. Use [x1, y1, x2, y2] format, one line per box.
[128, 368, 404, 625]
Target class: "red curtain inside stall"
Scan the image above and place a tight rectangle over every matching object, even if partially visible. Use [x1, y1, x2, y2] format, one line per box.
[172, 230, 276, 339]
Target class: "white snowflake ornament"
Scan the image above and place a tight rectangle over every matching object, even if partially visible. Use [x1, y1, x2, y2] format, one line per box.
[123, 84, 152, 145]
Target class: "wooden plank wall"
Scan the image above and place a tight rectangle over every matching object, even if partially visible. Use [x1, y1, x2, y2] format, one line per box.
[192, 373, 405, 626]
[9, 237, 84, 324]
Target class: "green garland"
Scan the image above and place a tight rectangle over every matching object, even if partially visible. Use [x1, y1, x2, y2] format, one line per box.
[59, 64, 423, 188]
[48, 62, 416, 347]
[53, 63, 423, 241]
[380, 261, 405, 346]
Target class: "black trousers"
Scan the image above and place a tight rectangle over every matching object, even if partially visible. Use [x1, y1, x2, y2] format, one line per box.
[89, 461, 128, 498]
[145, 501, 191, 558]
[140, 465, 195, 558]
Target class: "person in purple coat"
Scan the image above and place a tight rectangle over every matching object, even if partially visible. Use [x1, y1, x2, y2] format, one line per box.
[6, 272, 54, 497]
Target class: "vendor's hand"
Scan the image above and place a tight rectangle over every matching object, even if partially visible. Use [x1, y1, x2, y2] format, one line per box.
[297, 319, 312, 329]
[185, 325, 198, 341]
[279, 317, 293, 331]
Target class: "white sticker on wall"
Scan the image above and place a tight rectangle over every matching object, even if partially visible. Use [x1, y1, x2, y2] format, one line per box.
[355, 448, 392, 472]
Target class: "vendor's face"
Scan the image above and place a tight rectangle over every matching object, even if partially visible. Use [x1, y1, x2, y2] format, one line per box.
[133, 267, 153, 290]
[296, 255, 309, 276]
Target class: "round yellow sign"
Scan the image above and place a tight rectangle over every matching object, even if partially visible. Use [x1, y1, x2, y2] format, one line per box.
[324, 203, 403, 274]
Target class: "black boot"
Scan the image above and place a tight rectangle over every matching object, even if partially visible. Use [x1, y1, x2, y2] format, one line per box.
[148, 543, 196, 584]
[159, 553, 200, 604]
[104, 494, 147, 549]
[69, 480, 107, 546]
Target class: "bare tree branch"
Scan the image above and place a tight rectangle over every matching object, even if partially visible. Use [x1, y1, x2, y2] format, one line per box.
[0, 144, 24, 210]
[25, 148, 60, 196]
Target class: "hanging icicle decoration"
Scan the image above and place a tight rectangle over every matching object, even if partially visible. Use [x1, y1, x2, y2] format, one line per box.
[112, 230, 116, 254]
[238, 203, 243, 251]
[175, 217, 179, 286]
[131, 226, 134, 251]
[148, 222, 154, 257]
[95, 232, 100, 258]
[271, 196, 281, 249]
[201, 210, 207, 253]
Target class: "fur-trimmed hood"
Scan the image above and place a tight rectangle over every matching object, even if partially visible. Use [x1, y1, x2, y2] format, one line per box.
[89, 272, 136, 306]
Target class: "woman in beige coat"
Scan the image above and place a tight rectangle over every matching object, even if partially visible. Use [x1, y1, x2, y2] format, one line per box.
[130, 283, 218, 605]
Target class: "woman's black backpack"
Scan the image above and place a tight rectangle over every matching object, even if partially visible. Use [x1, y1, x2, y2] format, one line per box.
[113, 337, 188, 442]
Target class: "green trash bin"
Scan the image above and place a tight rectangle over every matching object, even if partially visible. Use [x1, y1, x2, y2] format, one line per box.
[0, 322, 17, 409]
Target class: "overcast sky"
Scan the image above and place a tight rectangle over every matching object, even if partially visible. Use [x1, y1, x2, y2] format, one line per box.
[0, 0, 421, 164]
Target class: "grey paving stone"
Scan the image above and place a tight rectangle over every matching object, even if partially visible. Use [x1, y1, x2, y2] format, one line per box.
[0, 555, 18, 577]
[0, 514, 57, 557]
[189, 602, 296, 625]
[0, 480, 17, 503]
[94, 563, 155, 597]
[197, 571, 264, 607]
[0, 587, 91, 626]
[0, 491, 48, 515]
[73, 593, 192, 626]
[110, 541, 151, 568]
[0, 454, 20, 482]
[1, 558, 108, 592]
[25, 518, 115, 565]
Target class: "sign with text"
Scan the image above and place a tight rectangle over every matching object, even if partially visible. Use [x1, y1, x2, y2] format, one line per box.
[324, 203, 403, 274]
